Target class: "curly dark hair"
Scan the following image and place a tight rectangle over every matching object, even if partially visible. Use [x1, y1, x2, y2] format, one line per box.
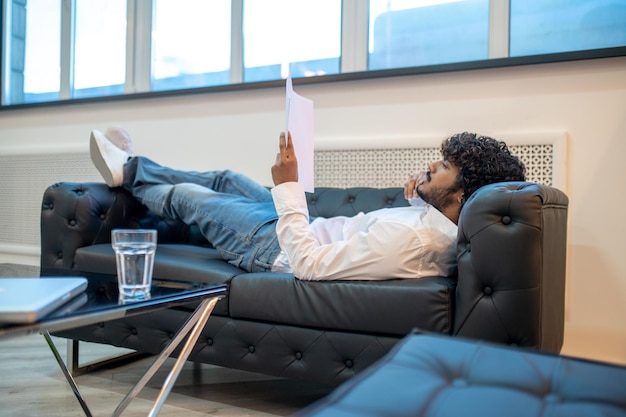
[441, 132, 526, 201]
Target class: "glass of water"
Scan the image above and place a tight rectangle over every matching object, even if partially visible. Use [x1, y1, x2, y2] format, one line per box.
[111, 229, 157, 302]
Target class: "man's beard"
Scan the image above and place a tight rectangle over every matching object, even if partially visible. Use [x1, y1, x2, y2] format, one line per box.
[416, 183, 460, 212]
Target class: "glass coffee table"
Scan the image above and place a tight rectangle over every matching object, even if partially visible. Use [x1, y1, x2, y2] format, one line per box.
[0, 274, 226, 417]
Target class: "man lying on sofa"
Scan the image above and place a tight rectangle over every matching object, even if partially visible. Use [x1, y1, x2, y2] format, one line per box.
[90, 128, 525, 281]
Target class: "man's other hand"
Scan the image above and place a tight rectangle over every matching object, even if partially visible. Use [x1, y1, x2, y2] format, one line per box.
[271, 132, 299, 186]
[404, 173, 419, 200]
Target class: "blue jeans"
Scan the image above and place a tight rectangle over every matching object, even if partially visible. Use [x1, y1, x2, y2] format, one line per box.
[122, 156, 282, 272]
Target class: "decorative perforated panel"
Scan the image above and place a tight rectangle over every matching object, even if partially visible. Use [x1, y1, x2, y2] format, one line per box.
[0, 153, 101, 247]
[509, 144, 554, 186]
[315, 144, 553, 188]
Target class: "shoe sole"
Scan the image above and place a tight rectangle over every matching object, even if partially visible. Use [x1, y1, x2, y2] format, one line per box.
[89, 131, 115, 187]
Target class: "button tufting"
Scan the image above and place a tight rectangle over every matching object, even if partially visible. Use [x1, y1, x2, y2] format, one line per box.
[206, 338, 213, 346]
[452, 378, 468, 388]
[502, 216, 512, 225]
[248, 345, 255, 353]
[131, 328, 138, 335]
[466, 243, 471, 252]
[484, 287, 493, 295]
[69, 219, 77, 226]
[295, 352, 303, 360]
[544, 393, 560, 404]
[168, 333, 174, 339]
[100, 214, 106, 220]
[344, 359, 353, 368]
[99, 322, 105, 328]
[57, 252, 63, 259]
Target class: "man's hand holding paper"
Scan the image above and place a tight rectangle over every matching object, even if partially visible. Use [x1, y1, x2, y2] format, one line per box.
[272, 132, 299, 186]
[282, 75, 314, 192]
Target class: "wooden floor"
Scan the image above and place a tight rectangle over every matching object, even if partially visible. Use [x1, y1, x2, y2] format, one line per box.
[0, 336, 334, 416]
[0, 264, 334, 416]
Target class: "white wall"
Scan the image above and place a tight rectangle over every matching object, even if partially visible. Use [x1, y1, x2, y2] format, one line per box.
[1, 56, 625, 365]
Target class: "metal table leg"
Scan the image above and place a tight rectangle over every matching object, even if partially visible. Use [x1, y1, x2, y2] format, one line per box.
[67, 338, 150, 377]
[111, 297, 219, 416]
[43, 330, 93, 417]
[147, 296, 218, 417]
[43, 295, 220, 417]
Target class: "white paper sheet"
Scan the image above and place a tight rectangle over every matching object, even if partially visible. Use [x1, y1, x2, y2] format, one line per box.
[285, 75, 314, 192]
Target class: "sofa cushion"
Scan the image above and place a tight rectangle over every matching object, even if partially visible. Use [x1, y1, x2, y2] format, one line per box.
[74, 243, 243, 316]
[75, 243, 456, 336]
[228, 272, 457, 336]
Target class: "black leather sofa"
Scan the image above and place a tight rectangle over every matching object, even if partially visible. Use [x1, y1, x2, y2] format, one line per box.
[40, 181, 568, 385]
[294, 330, 626, 417]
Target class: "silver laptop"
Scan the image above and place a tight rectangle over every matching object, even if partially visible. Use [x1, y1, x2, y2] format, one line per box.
[0, 277, 88, 323]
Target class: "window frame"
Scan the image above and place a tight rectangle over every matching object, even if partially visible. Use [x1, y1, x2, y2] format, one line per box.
[1, 0, 625, 110]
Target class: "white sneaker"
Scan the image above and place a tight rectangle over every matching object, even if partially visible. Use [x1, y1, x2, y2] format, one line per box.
[90, 129, 129, 187]
[104, 126, 134, 156]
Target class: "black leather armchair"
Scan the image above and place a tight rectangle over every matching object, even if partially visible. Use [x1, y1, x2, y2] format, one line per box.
[40, 181, 568, 384]
[295, 331, 626, 417]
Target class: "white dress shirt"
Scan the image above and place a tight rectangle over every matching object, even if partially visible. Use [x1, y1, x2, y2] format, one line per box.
[271, 182, 458, 281]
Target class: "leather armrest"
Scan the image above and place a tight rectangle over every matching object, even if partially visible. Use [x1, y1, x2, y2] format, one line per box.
[454, 181, 569, 352]
[40, 182, 206, 270]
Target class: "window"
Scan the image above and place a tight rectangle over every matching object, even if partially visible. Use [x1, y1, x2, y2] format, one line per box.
[152, 0, 231, 91]
[73, 0, 126, 98]
[368, 0, 491, 70]
[2, 0, 625, 107]
[20, 0, 61, 103]
[510, 0, 626, 56]
[242, 0, 341, 81]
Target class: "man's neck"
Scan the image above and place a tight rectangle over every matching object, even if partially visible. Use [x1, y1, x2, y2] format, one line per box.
[440, 202, 462, 225]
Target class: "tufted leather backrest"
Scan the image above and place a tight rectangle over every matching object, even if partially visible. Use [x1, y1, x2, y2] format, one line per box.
[454, 182, 568, 352]
[40, 183, 409, 271]
[305, 187, 409, 217]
